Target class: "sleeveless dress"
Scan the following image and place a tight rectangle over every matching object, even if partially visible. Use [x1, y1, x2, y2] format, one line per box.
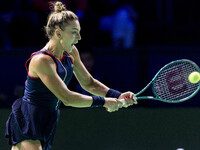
[5, 49, 73, 150]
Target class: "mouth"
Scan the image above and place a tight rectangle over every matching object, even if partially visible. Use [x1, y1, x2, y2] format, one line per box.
[71, 41, 78, 46]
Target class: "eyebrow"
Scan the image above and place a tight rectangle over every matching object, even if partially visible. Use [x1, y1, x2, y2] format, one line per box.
[72, 28, 80, 31]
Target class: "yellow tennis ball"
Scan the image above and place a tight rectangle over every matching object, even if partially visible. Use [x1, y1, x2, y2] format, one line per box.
[188, 71, 200, 83]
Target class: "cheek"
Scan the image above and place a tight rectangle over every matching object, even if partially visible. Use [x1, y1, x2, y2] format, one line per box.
[63, 34, 74, 43]
[60, 37, 73, 51]
[61, 37, 70, 45]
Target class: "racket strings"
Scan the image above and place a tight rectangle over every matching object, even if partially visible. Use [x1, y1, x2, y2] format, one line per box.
[153, 61, 200, 101]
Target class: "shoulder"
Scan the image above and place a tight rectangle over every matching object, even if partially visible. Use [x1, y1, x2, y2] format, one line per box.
[30, 53, 56, 70]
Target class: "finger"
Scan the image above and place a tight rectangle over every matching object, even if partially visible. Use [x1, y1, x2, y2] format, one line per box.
[113, 103, 119, 111]
[124, 105, 129, 108]
[129, 94, 137, 104]
[127, 91, 134, 98]
[106, 106, 118, 112]
[125, 98, 137, 106]
[117, 100, 123, 108]
[106, 107, 114, 112]
[130, 93, 134, 99]
[130, 99, 137, 105]
[114, 105, 120, 111]
[106, 108, 113, 112]
[125, 96, 133, 104]
[132, 97, 138, 104]
[127, 92, 136, 101]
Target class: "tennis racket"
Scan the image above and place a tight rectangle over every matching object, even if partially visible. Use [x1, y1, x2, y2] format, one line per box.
[121, 59, 200, 104]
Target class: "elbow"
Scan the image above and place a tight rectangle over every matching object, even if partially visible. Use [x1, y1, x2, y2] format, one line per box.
[58, 93, 71, 106]
[62, 97, 72, 106]
[59, 91, 77, 106]
[63, 100, 70, 106]
[62, 95, 73, 106]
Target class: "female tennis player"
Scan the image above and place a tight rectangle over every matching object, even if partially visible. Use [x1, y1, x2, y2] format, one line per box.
[5, 1, 137, 150]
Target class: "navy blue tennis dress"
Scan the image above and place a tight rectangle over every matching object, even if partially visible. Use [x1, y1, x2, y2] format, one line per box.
[5, 49, 73, 150]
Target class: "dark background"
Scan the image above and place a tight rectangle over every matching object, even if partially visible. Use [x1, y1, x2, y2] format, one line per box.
[1, 0, 200, 149]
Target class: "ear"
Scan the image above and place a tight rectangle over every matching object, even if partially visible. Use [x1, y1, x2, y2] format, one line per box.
[55, 28, 62, 39]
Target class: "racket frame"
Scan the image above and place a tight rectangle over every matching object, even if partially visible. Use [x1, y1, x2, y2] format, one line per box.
[134, 59, 200, 103]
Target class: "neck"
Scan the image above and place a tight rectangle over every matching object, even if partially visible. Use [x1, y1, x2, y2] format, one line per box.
[44, 39, 64, 59]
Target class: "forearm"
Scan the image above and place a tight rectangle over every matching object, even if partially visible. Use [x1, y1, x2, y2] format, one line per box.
[61, 89, 107, 108]
[81, 78, 110, 97]
[61, 90, 93, 107]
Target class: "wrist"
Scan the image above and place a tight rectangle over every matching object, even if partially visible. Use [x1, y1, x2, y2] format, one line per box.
[106, 88, 122, 98]
[91, 96, 105, 107]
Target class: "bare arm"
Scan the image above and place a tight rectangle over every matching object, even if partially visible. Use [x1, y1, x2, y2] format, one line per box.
[69, 46, 138, 108]
[70, 46, 109, 97]
[29, 54, 93, 107]
[28, 53, 120, 111]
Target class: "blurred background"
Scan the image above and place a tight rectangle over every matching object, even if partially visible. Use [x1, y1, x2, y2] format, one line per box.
[1, 0, 200, 149]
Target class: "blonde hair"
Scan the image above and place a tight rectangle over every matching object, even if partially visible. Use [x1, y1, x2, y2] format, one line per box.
[45, 1, 78, 39]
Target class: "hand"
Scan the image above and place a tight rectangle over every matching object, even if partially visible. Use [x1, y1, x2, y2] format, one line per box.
[104, 98, 123, 112]
[118, 91, 137, 108]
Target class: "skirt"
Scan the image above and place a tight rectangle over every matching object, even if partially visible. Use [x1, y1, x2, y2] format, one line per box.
[5, 98, 60, 150]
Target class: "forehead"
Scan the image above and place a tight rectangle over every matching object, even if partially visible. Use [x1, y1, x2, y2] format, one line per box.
[64, 20, 81, 31]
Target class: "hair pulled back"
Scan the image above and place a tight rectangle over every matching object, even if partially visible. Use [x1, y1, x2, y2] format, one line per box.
[45, 1, 78, 39]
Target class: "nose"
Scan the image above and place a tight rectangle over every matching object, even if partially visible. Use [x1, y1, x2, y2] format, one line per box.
[77, 33, 81, 40]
